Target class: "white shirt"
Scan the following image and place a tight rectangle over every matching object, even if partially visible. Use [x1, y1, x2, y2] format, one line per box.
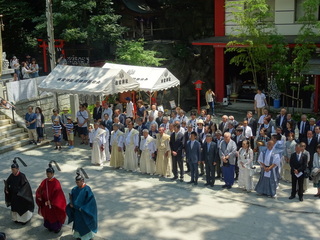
[149, 110, 158, 119]
[101, 108, 113, 120]
[254, 93, 266, 108]
[243, 126, 253, 138]
[190, 140, 195, 149]
[77, 110, 88, 127]
[126, 101, 134, 118]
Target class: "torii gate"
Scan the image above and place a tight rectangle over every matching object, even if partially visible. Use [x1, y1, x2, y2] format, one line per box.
[37, 39, 65, 72]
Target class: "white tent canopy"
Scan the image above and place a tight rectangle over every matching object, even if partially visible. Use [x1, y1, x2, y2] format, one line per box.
[102, 63, 180, 92]
[38, 65, 140, 96]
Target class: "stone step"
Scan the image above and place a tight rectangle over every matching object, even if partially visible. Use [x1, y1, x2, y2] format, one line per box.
[0, 132, 30, 145]
[0, 115, 6, 120]
[0, 123, 18, 132]
[0, 127, 25, 138]
[0, 119, 11, 126]
[0, 138, 51, 155]
[0, 139, 31, 155]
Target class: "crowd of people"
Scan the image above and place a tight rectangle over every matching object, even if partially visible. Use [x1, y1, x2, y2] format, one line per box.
[2, 91, 319, 239]
[9, 55, 39, 80]
[22, 95, 320, 202]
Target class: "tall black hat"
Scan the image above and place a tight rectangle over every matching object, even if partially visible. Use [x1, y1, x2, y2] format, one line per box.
[11, 157, 27, 169]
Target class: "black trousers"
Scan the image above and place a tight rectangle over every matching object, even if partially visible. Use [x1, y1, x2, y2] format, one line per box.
[172, 155, 184, 179]
[199, 162, 204, 174]
[216, 158, 222, 177]
[205, 162, 215, 185]
[291, 173, 304, 198]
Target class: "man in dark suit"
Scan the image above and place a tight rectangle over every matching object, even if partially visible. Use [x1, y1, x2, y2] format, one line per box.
[186, 132, 201, 185]
[246, 111, 257, 148]
[305, 130, 317, 171]
[183, 124, 193, 173]
[314, 126, 320, 145]
[246, 111, 257, 137]
[308, 118, 316, 133]
[202, 134, 218, 187]
[219, 115, 229, 133]
[93, 101, 102, 122]
[289, 143, 308, 201]
[170, 124, 185, 181]
[286, 113, 296, 130]
[275, 108, 287, 131]
[297, 114, 309, 143]
[232, 127, 246, 180]
[156, 110, 164, 126]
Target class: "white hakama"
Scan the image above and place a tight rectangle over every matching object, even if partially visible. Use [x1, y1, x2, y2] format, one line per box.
[123, 128, 139, 171]
[140, 135, 156, 174]
[91, 128, 106, 166]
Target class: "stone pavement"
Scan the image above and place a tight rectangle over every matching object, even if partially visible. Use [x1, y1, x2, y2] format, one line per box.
[0, 138, 319, 240]
[0, 102, 319, 240]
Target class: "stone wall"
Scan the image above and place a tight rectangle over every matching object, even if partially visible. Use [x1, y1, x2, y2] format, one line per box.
[14, 93, 71, 121]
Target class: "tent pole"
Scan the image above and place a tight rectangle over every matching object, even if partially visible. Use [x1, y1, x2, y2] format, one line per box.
[178, 85, 180, 107]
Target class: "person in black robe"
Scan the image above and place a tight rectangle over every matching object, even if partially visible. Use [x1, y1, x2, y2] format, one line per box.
[4, 159, 34, 224]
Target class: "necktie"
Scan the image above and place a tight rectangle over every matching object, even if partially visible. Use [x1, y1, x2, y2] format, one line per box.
[243, 127, 246, 137]
[308, 138, 311, 145]
[302, 122, 305, 133]
[175, 133, 178, 140]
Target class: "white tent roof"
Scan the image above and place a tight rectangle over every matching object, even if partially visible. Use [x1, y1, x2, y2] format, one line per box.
[38, 65, 140, 96]
[102, 63, 180, 92]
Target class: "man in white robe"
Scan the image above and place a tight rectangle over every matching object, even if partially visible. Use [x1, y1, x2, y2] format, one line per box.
[100, 122, 111, 161]
[91, 122, 106, 166]
[140, 129, 157, 174]
[123, 121, 139, 171]
[110, 123, 125, 168]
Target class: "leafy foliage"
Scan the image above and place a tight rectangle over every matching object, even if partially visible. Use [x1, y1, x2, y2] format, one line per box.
[115, 39, 165, 67]
[225, 0, 279, 89]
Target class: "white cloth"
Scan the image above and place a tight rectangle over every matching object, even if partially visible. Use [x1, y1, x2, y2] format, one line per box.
[11, 210, 33, 223]
[254, 93, 266, 108]
[126, 101, 134, 118]
[91, 128, 106, 165]
[110, 130, 124, 147]
[258, 149, 280, 180]
[140, 135, 157, 174]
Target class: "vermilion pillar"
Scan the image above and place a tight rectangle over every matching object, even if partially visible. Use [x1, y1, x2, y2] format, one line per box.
[314, 75, 320, 113]
[214, 0, 226, 102]
[214, 48, 225, 102]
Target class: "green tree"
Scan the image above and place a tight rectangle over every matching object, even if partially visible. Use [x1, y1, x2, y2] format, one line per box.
[33, 0, 125, 43]
[115, 39, 165, 66]
[225, 0, 278, 89]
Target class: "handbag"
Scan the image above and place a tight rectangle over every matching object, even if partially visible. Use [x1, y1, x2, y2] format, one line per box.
[206, 104, 210, 110]
[304, 168, 310, 179]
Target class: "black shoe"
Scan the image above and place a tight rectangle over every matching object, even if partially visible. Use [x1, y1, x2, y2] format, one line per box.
[187, 181, 195, 184]
[54, 229, 61, 233]
[222, 184, 227, 188]
[199, 173, 204, 176]
[171, 177, 178, 180]
[33, 141, 37, 145]
[299, 197, 303, 202]
[194, 182, 198, 186]
[180, 178, 184, 182]
[289, 196, 295, 200]
[80, 142, 85, 145]
[227, 185, 232, 189]
[210, 184, 214, 187]
[204, 183, 210, 186]
[215, 176, 221, 179]
[55, 146, 58, 150]
[185, 170, 190, 173]
[29, 141, 33, 145]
